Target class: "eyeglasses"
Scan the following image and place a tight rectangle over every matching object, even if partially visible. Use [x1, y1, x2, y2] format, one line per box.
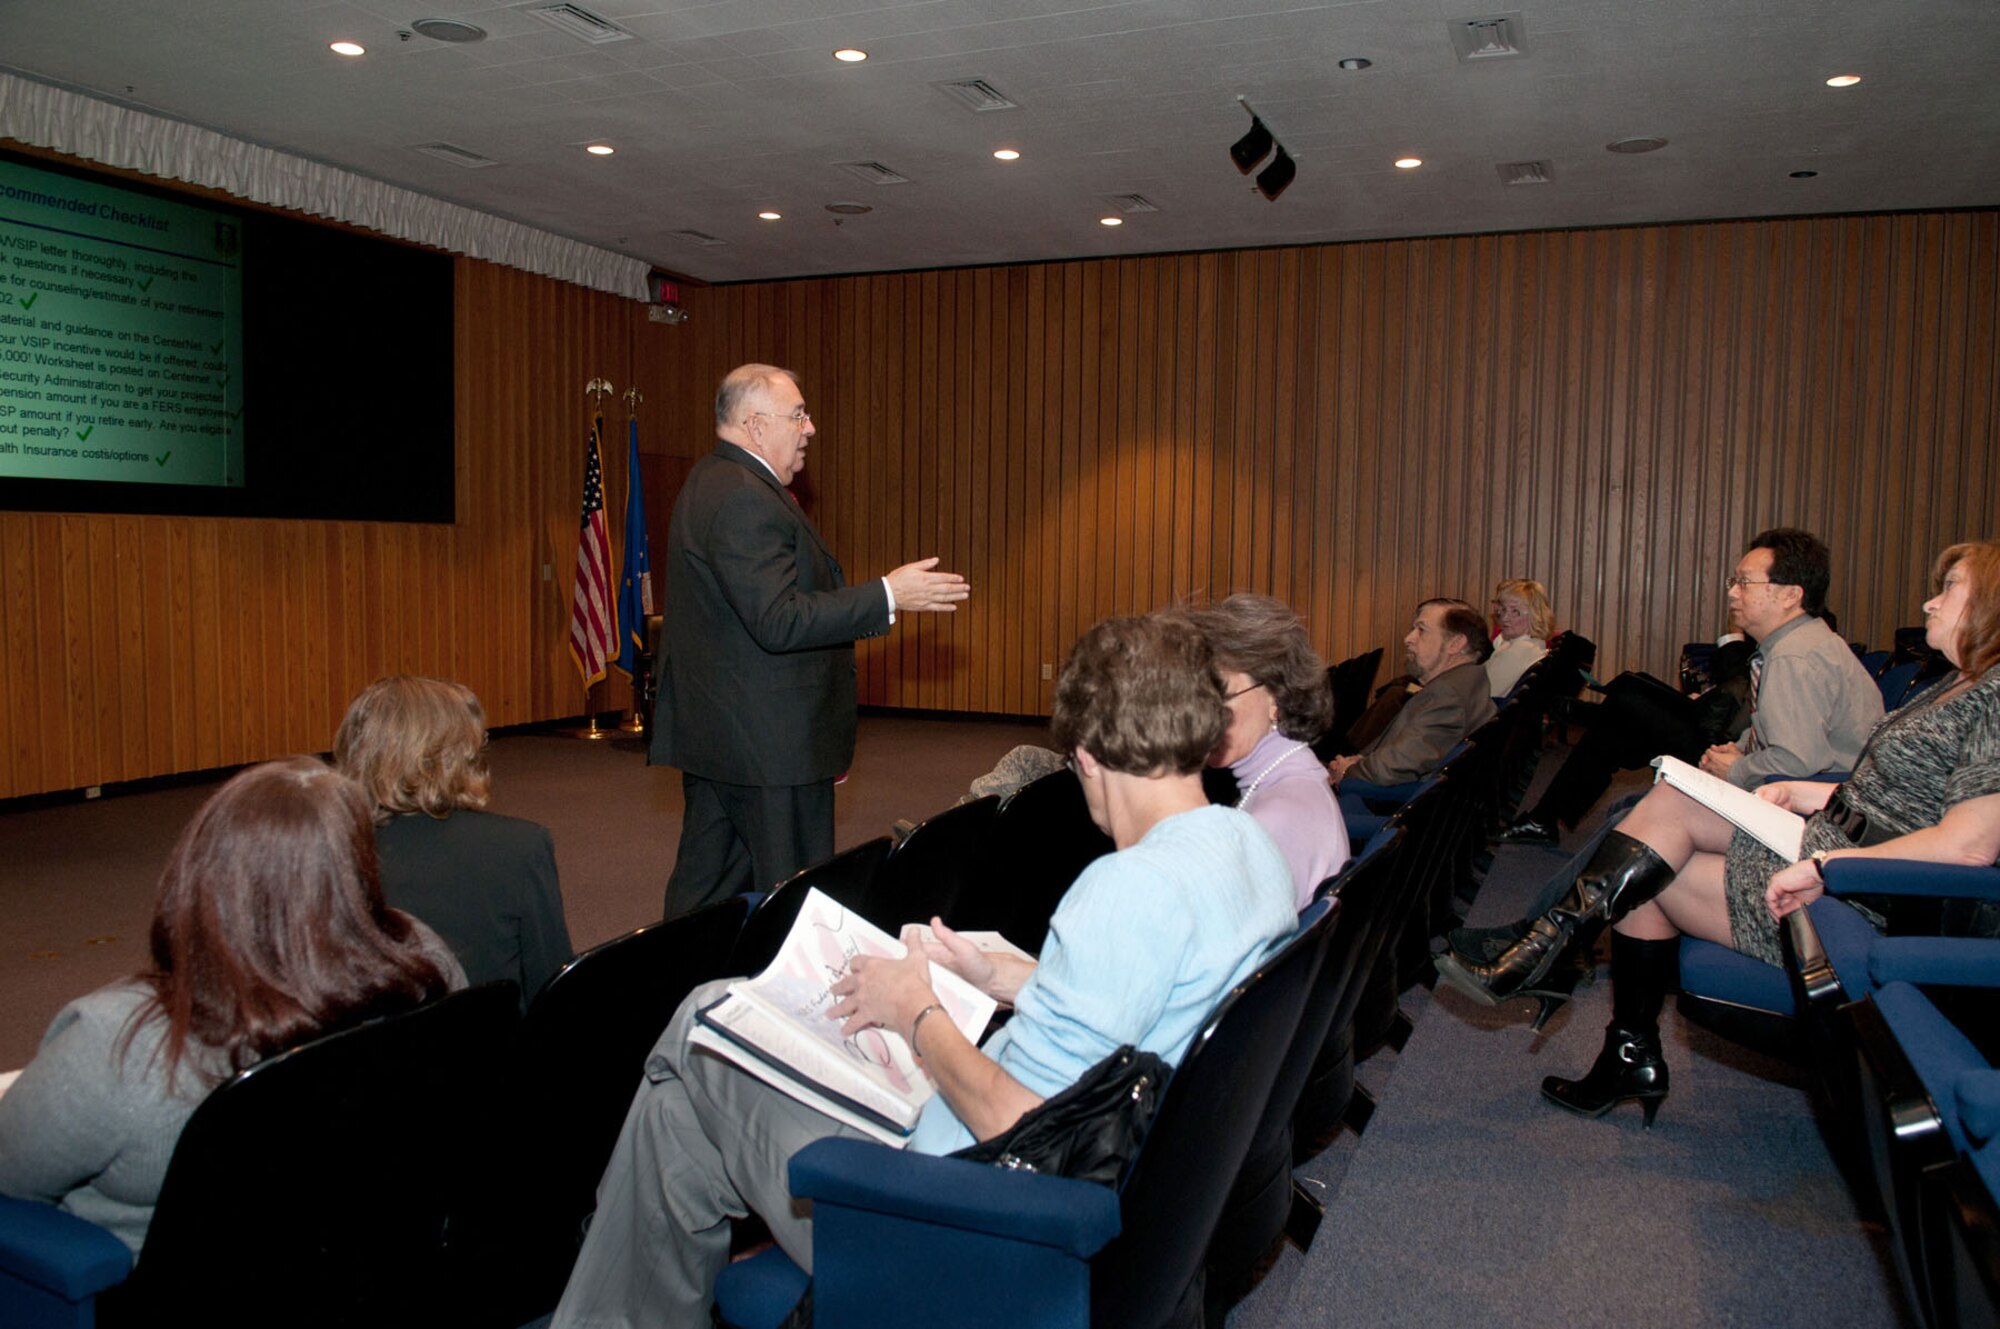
[1223, 682, 1262, 701]
[1724, 576, 1785, 590]
[749, 409, 810, 425]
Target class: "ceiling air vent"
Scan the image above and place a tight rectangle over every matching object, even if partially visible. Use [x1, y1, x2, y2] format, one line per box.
[409, 18, 488, 43]
[1497, 159, 1552, 186]
[668, 229, 726, 246]
[413, 141, 499, 169]
[1101, 193, 1160, 214]
[526, 4, 633, 44]
[1449, 13, 1527, 61]
[836, 160, 911, 186]
[931, 79, 1019, 113]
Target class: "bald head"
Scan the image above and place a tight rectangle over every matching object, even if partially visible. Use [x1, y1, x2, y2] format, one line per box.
[715, 363, 799, 427]
[715, 363, 815, 483]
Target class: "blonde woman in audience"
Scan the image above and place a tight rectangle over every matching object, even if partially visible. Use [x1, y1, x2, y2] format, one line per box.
[336, 675, 573, 1010]
[0, 759, 462, 1254]
[1486, 578, 1555, 698]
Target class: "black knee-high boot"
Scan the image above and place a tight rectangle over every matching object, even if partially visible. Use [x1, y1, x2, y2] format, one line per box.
[1435, 829, 1676, 1008]
[1541, 931, 1678, 1126]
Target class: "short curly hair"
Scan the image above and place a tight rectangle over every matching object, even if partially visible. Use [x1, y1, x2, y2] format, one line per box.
[1182, 594, 1332, 742]
[1050, 614, 1227, 776]
[334, 675, 491, 820]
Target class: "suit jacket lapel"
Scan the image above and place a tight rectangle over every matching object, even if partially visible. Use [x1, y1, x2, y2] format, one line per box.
[712, 440, 843, 574]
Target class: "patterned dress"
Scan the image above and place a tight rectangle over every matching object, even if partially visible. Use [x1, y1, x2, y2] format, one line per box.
[1722, 667, 2000, 964]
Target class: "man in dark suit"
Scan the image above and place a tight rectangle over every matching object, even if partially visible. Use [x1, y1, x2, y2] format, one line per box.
[1328, 597, 1495, 791]
[650, 363, 969, 918]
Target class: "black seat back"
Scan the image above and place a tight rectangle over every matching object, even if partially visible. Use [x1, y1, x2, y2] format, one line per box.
[512, 895, 752, 1309]
[729, 837, 896, 975]
[1211, 829, 1404, 1302]
[109, 982, 522, 1328]
[1315, 647, 1385, 760]
[988, 771, 1113, 954]
[874, 796, 1003, 931]
[1092, 907, 1332, 1329]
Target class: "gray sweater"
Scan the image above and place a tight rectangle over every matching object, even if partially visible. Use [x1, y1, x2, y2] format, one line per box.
[0, 919, 463, 1255]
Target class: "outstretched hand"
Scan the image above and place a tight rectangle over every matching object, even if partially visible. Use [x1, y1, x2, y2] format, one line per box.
[886, 557, 970, 612]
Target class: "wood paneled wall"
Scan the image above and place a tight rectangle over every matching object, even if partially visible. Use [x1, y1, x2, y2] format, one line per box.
[1, 258, 676, 799]
[4, 207, 1995, 798]
[666, 211, 2000, 718]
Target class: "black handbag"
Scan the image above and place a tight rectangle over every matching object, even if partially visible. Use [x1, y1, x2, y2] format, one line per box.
[949, 1044, 1168, 1187]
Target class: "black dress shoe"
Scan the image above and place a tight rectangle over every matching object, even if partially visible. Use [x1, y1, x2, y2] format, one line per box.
[1497, 814, 1559, 844]
[1541, 1022, 1669, 1127]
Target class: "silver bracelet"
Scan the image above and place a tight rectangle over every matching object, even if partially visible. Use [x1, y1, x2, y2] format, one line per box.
[908, 1002, 947, 1056]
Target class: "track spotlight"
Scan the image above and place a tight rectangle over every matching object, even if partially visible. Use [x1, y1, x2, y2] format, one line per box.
[1230, 116, 1274, 173]
[1256, 147, 1297, 201]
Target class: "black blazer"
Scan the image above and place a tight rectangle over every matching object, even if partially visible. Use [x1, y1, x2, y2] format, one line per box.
[648, 441, 891, 786]
[375, 809, 573, 1009]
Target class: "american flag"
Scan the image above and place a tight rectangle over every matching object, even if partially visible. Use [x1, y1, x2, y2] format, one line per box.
[568, 416, 617, 687]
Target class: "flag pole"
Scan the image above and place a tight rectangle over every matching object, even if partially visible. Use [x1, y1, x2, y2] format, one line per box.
[619, 385, 648, 735]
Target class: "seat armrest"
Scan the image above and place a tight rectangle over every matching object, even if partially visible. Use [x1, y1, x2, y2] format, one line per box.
[1823, 859, 2000, 900]
[1867, 937, 2000, 990]
[788, 1139, 1120, 1258]
[0, 1194, 133, 1302]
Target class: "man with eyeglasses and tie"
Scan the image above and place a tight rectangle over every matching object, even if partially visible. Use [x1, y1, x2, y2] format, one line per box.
[651, 363, 969, 918]
[1698, 527, 1881, 789]
[1452, 526, 1882, 982]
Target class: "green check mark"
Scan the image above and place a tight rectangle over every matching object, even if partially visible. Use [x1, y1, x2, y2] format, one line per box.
[136, 277, 154, 292]
[21, 293, 39, 311]
[210, 340, 223, 355]
[229, 407, 243, 421]
[155, 451, 172, 467]
[76, 425, 94, 441]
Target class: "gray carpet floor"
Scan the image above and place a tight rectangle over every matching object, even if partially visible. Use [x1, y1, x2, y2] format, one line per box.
[1230, 773, 1913, 1329]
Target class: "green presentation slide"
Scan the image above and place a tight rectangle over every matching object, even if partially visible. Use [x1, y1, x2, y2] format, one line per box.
[0, 158, 245, 487]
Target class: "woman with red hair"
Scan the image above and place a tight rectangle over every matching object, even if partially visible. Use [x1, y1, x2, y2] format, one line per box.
[0, 758, 462, 1254]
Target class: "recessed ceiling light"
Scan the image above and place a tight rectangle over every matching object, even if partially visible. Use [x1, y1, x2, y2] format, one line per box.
[993, 148, 1021, 161]
[833, 48, 868, 63]
[585, 143, 615, 156]
[1606, 136, 1669, 154]
[1826, 74, 1861, 87]
[329, 40, 366, 57]
[1099, 216, 1123, 227]
[1394, 157, 1422, 169]
[1790, 170, 1819, 179]
[758, 210, 782, 221]
[1338, 57, 1372, 71]
[825, 202, 872, 215]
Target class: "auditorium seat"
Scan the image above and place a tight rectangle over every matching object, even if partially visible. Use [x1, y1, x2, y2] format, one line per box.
[0, 982, 523, 1329]
[712, 899, 1337, 1329]
[509, 895, 753, 1317]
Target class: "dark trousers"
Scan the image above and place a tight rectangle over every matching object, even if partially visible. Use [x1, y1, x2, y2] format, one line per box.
[1532, 674, 1707, 827]
[662, 772, 835, 919]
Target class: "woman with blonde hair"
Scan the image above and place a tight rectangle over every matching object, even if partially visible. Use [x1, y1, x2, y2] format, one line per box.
[1486, 578, 1555, 698]
[336, 675, 572, 1009]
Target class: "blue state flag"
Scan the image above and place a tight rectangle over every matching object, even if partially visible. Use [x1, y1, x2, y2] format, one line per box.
[614, 416, 653, 677]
